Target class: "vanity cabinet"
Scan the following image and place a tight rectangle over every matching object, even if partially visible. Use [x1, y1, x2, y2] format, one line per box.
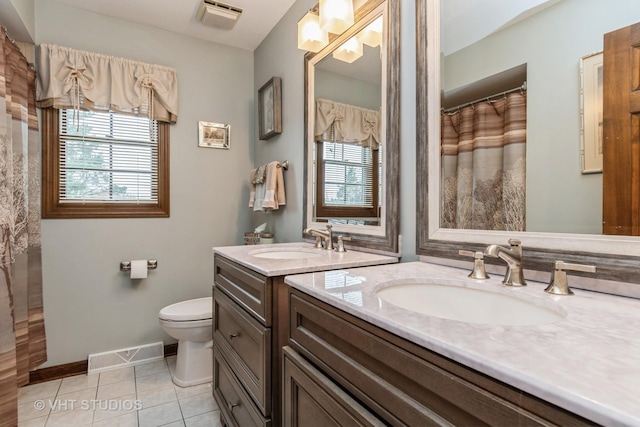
[285, 287, 597, 426]
[213, 255, 289, 427]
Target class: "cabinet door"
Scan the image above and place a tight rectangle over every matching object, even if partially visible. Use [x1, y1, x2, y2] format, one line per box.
[282, 346, 385, 427]
[213, 348, 271, 427]
[214, 289, 271, 416]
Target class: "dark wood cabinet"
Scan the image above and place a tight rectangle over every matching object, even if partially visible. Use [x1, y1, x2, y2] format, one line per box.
[285, 287, 597, 427]
[213, 254, 289, 427]
[282, 346, 385, 427]
[214, 349, 271, 427]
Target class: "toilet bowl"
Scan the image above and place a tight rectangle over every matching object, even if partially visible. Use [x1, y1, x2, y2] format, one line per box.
[159, 297, 213, 387]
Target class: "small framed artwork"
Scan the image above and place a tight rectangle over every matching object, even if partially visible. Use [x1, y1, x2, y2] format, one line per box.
[579, 51, 603, 174]
[258, 76, 282, 140]
[198, 121, 230, 149]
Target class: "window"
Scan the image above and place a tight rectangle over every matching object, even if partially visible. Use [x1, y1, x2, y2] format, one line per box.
[42, 107, 170, 218]
[315, 140, 379, 220]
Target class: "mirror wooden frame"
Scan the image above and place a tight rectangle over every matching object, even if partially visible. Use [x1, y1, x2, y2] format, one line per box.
[415, 0, 640, 285]
[303, 0, 400, 255]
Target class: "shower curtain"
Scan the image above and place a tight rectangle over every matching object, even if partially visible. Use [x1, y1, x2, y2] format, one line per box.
[0, 29, 46, 425]
[441, 91, 526, 231]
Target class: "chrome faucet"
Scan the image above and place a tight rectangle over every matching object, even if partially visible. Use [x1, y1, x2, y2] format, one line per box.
[484, 238, 527, 287]
[304, 224, 334, 250]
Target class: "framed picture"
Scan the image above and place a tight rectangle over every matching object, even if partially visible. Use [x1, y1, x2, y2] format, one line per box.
[579, 51, 603, 174]
[198, 121, 230, 149]
[258, 76, 282, 140]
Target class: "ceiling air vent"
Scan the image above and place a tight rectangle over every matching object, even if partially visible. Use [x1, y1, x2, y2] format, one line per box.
[196, 0, 243, 30]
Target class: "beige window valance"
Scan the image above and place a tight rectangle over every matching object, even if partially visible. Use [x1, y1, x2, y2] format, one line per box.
[36, 44, 178, 123]
[315, 98, 380, 149]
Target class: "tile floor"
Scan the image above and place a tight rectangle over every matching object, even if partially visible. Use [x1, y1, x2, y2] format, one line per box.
[17, 356, 222, 427]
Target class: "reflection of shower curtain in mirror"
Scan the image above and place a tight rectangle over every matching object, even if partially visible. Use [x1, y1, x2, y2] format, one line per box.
[441, 91, 526, 231]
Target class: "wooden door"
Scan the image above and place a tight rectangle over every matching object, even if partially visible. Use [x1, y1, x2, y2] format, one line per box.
[602, 21, 640, 235]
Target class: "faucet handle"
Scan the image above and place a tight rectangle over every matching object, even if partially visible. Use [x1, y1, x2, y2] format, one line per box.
[335, 235, 352, 252]
[459, 250, 490, 280]
[545, 261, 596, 295]
[508, 238, 522, 255]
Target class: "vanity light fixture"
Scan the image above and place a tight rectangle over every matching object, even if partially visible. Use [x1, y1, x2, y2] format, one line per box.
[359, 15, 383, 47]
[297, 0, 355, 53]
[319, 0, 355, 34]
[297, 11, 329, 52]
[332, 35, 363, 63]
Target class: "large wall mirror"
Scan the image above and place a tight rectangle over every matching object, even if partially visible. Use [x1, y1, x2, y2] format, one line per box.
[303, 0, 399, 255]
[417, 0, 640, 284]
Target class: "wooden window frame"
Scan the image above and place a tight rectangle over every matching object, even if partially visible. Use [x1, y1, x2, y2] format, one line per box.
[41, 107, 170, 219]
[315, 140, 379, 219]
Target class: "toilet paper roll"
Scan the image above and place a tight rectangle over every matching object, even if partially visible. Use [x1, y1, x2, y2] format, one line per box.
[130, 260, 148, 279]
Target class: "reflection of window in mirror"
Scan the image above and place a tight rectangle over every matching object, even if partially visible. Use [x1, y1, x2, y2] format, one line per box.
[313, 97, 382, 225]
[314, 139, 379, 222]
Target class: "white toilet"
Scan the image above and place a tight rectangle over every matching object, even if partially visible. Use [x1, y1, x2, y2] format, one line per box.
[159, 297, 213, 387]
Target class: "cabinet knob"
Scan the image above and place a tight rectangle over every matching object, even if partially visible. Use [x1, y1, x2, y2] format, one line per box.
[228, 401, 239, 412]
[229, 332, 239, 340]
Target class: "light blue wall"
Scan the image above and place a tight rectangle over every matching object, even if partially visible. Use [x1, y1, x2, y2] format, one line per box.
[36, 0, 254, 366]
[443, 0, 640, 234]
[253, 0, 417, 258]
[315, 68, 381, 110]
[1, 0, 35, 42]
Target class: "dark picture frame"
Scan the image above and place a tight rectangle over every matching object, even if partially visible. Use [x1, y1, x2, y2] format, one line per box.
[258, 76, 282, 140]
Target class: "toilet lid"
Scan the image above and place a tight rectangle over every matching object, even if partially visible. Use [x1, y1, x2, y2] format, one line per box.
[159, 297, 212, 321]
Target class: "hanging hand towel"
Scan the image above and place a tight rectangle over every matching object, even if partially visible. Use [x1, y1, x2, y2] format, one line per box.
[249, 167, 267, 211]
[262, 161, 286, 210]
[249, 168, 257, 208]
[252, 164, 267, 184]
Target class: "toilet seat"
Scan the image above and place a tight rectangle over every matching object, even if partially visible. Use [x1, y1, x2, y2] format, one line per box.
[159, 297, 212, 322]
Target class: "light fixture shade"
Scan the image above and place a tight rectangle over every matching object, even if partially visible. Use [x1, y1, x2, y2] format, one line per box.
[319, 0, 354, 34]
[359, 16, 383, 47]
[298, 12, 329, 52]
[332, 36, 363, 63]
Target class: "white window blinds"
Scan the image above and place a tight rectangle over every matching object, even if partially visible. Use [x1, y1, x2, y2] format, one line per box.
[59, 109, 159, 203]
[322, 141, 373, 207]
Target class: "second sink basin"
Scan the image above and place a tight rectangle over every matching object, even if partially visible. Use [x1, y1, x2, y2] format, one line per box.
[249, 249, 324, 260]
[375, 282, 565, 326]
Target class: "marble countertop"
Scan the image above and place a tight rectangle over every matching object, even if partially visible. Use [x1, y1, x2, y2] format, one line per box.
[284, 261, 640, 427]
[212, 242, 397, 277]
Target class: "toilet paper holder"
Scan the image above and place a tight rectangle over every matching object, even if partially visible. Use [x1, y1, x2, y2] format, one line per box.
[120, 260, 158, 271]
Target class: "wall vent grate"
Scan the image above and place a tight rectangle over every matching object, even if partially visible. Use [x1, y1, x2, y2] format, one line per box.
[88, 341, 164, 374]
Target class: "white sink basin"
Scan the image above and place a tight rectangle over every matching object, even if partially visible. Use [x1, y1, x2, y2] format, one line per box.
[249, 249, 324, 260]
[375, 283, 565, 326]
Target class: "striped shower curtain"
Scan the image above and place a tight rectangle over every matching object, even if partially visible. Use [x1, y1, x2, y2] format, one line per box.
[0, 29, 46, 426]
[441, 91, 527, 231]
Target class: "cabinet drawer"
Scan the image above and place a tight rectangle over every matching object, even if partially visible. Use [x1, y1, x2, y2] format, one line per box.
[289, 289, 595, 427]
[282, 346, 385, 427]
[215, 255, 271, 326]
[214, 289, 271, 416]
[213, 348, 271, 427]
